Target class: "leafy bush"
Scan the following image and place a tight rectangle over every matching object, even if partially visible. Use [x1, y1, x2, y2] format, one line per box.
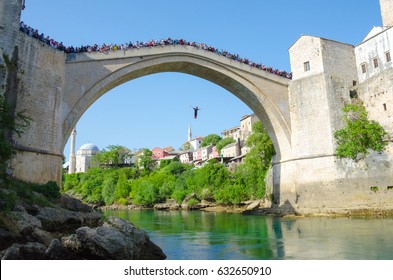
[0, 189, 17, 211]
[62, 173, 80, 192]
[187, 198, 200, 206]
[171, 182, 188, 204]
[115, 170, 131, 200]
[0, 95, 31, 180]
[101, 177, 116, 205]
[117, 197, 129, 205]
[216, 137, 236, 153]
[201, 134, 222, 147]
[215, 183, 246, 205]
[334, 102, 388, 160]
[31, 181, 61, 199]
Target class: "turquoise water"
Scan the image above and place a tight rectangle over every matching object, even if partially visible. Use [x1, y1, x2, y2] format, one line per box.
[102, 209, 393, 260]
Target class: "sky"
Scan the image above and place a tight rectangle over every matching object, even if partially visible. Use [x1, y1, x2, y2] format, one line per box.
[20, 0, 382, 159]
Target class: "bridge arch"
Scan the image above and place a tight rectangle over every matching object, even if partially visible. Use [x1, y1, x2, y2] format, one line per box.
[63, 46, 291, 161]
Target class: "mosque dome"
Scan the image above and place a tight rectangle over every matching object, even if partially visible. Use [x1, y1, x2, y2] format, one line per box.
[77, 143, 100, 155]
[79, 143, 99, 151]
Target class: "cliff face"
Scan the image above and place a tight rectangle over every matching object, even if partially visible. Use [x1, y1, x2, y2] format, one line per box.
[0, 193, 166, 260]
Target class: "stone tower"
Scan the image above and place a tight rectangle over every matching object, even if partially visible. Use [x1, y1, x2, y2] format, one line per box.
[188, 125, 192, 142]
[380, 0, 393, 26]
[69, 128, 77, 174]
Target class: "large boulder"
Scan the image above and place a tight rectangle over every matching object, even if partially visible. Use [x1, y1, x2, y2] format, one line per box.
[181, 193, 200, 210]
[30, 228, 54, 247]
[36, 207, 83, 232]
[59, 194, 94, 212]
[0, 211, 42, 234]
[61, 217, 166, 260]
[246, 200, 261, 211]
[154, 199, 180, 210]
[0, 228, 24, 251]
[2, 242, 47, 260]
[35, 207, 101, 232]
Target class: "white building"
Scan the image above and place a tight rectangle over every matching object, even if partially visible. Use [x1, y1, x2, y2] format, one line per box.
[189, 136, 204, 150]
[75, 143, 100, 173]
[239, 114, 258, 141]
[355, 26, 393, 83]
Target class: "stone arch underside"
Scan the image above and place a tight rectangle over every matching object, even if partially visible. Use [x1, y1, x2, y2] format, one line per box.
[63, 53, 291, 161]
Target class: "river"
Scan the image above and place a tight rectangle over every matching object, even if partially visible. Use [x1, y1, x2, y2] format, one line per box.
[102, 209, 393, 260]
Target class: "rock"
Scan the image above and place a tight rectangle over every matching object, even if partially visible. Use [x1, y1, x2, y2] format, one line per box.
[36, 206, 102, 232]
[75, 226, 132, 259]
[2, 242, 47, 260]
[36, 207, 83, 232]
[0, 211, 42, 234]
[30, 228, 54, 247]
[62, 217, 166, 260]
[246, 200, 261, 211]
[0, 228, 24, 251]
[181, 193, 200, 210]
[105, 217, 165, 260]
[197, 200, 213, 209]
[59, 194, 94, 212]
[154, 199, 180, 210]
[105, 216, 147, 244]
[46, 239, 77, 260]
[61, 234, 82, 253]
[79, 212, 103, 227]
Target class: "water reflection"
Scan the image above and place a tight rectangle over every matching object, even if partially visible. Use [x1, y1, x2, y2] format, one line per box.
[102, 210, 393, 260]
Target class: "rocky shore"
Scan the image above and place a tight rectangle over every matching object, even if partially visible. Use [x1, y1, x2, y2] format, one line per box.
[100, 193, 273, 214]
[0, 194, 166, 260]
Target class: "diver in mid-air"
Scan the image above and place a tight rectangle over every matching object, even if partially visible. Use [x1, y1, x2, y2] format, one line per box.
[193, 106, 200, 119]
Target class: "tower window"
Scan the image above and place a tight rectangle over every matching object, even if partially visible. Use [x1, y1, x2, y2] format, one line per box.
[383, 103, 387, 111]
[304, 61, 310, 72]
[386, 51, 391, 62]
[361, 63, 367, 73]
[373, 58, 379, 68]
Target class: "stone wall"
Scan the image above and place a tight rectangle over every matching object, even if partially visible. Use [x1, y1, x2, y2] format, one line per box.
[0, 0, 24, 99]
[9, 32, 66, 184]
[274, 146, 393, 214]
[289, 36, 357, 159]
[357, 67, 393, 133]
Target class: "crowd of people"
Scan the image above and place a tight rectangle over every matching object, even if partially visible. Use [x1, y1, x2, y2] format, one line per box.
[19, 22, 292, 79]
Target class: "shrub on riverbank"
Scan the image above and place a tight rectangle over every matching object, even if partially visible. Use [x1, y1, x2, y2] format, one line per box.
[0, 180, 61, 211]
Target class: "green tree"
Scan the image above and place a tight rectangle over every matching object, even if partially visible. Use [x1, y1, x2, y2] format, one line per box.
[0, 95, 30, 180]
[93, 145, 131, 166]
[201, 134, 222, 147]
[115, 169, 131, 200]
[236, 121, 275, 199]
[101, 176, 116, 205]
[334, 102, 388, 160]
[181, 141, 191, 151]
[159, 160, 191, 176]
[137, 148, 155, 171]
[216, 137, 236, 153]
[186, 162, 230, 198]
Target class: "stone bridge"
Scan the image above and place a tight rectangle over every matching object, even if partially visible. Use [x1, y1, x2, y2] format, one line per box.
[3, 0, 393, 214]
[63, 46, 292, 161]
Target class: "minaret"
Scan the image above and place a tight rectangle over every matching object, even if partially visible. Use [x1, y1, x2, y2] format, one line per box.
[69, 128, 76, 174]
[188, 125, 192, 142]
[380, 0, 393, 26]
